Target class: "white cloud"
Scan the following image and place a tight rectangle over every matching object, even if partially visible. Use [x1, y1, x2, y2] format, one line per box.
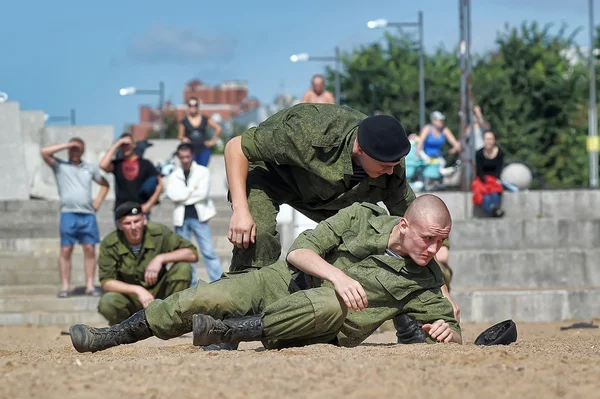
[127, 25, 236, 65]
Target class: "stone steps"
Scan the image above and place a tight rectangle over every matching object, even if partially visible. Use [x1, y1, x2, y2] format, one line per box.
[454, 287, 600, 323]
[450, 248, 600, 289]
[449, 218, 600, 250]
[0, 311, 106, 326]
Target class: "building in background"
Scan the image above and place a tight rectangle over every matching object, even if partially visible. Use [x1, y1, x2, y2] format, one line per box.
[127, 79, 261, 141]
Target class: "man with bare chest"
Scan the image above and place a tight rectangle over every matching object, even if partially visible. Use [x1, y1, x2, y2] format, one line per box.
[301, 74, 335, 104]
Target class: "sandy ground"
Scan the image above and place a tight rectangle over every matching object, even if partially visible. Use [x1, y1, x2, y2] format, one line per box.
[0, 321, 599, 399]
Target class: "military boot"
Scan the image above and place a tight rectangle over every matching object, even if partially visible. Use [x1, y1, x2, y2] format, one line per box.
[69, 310, 153, 353]
[193, 314, 263, 348]
[393, 314, 428, 344]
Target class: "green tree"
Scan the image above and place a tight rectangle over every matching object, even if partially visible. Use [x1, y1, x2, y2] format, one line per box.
[324, 22, 592, 187]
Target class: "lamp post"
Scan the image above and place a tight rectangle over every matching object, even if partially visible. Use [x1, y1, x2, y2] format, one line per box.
[119, 81, 166, 138]
[367, 11, 425, 129]
[44, 108, 76, 125]
[290, 47, 341, 104]
[589, 0, 598, 188]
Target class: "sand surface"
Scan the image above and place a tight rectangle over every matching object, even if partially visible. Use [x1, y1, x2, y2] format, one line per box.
[0, 321, 599, 398]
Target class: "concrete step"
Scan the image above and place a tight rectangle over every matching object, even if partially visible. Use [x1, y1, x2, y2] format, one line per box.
[450, 248, 600, 289]
[0, 311, 106, 326]
[0, 235, 234, 256]
[0, 285, 65, 296]
[450, 218, 600, 250]
[453, 287, 600, 323]
[0, 255, 233, 286]
[0, 295, 99, 313]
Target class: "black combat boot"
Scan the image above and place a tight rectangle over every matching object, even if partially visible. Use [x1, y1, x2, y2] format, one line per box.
[192, 314, 263, 349]
[393, 314, 428, 344]
[69, 310, 153, 353]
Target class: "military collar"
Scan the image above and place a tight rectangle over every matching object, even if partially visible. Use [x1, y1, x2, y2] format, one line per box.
[114, 225, 157, 254]
[368, 214, 401, 234]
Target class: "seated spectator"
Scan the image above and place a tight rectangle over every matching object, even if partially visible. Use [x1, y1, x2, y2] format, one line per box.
[416, 111, 461, 168]
[96, 202, 197, 325]
[167, 143, 223, 284]
[41, 138, 109, 298]
[99, 133, 163, 220]
[473, 131, 514, 217]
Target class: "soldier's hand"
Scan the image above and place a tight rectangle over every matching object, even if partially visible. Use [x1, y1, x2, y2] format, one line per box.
[228, 209, 256, 249]
[331, 272, 368, 311]
[144, 256, 164, 285]
[136, 288, 155, 309]
[422, 319, 454, 343]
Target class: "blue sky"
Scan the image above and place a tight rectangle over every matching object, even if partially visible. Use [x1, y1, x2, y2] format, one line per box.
[1, 0, 597, 135]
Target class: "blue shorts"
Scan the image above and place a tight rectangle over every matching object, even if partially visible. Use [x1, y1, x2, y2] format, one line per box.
[60, 212, 100, 247]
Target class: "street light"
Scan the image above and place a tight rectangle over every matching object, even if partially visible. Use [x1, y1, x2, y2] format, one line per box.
[290, 47, 341, 104]
[588, 0, 598, 188]
[119, 81, 166, 138]
[44, 108, 76, 125]
[367, 11, 425, 129]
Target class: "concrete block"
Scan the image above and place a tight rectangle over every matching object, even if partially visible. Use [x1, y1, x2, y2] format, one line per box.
[0, 295, 99, 313]
[0, 311, 106, 326]
[501, 191, 542, 218]
[540, 190, 600, 219]
[0, 102, 29, 200]
[20, 111, 45, 194]
[450, 219, 525, 250]
[0, 285, 62, 296]
[453, 288, 600, 323]
[450, 249, 595, 289]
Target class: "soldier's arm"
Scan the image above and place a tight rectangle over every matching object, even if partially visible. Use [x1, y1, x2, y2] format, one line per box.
[287, 204, 369, 311]
[163, 227, 199, 262]
[97, 245, 142, 295]
[403, 288, 462, 344]
[383, 163, 417, 216]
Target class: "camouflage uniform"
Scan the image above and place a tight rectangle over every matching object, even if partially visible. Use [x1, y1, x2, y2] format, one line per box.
[97, 221, 198, 325]
[145, 203, 460, 347]
[231, 103, 416, 271]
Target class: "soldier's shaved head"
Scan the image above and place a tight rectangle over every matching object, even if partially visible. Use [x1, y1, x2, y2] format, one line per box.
[404, 194, 452, 228]
[389, 194, 452, 266]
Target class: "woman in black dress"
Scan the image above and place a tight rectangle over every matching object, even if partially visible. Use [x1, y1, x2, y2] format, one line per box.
[177, 97, 223, 166]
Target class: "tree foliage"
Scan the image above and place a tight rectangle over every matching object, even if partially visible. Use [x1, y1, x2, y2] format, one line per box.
[326, 22, 594, 188]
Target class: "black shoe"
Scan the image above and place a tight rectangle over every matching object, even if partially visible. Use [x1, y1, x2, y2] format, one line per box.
[69, 310, 153, 353]
[393, 314, 428, 344]
[200, 342, 240, 351]
[193, 314, 263, 348]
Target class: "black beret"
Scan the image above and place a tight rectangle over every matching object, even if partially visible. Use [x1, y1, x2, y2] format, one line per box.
[357, 115, 411, 162]
[475, 319, 518, 346]
[115, 201, 143, 220]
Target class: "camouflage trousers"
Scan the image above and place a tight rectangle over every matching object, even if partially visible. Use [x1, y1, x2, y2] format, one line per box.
[145, 261, 347, 349]
[229, 168, 338, 272]
[98, 262, 192, 325]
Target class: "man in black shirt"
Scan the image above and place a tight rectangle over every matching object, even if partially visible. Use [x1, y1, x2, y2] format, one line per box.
[99, 133, 163, 219]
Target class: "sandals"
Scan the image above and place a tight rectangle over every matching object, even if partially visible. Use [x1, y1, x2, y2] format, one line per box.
[57, 290, 70, 298]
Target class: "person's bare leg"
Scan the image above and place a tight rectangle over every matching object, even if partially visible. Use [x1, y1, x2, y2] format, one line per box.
[81, 244, 96, 293]
[59, 246, 74, 292]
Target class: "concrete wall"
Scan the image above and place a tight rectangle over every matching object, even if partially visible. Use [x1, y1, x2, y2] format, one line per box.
[20, 110, 45, 196]
[0, 102, 29, 200]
